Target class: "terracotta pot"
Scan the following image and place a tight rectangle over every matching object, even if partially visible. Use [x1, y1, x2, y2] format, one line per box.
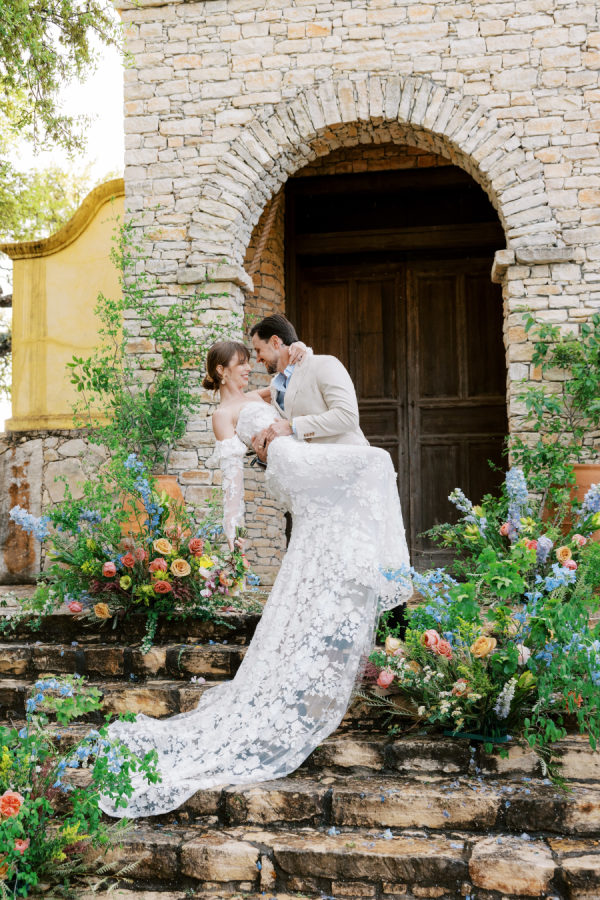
[545, 463, 600, 541]
[121, 474, 185, 539]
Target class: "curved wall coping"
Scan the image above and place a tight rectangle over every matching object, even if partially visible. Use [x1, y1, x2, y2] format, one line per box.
[0, 178, 125, 261]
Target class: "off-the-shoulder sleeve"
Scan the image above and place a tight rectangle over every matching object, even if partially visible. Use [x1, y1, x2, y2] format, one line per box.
[215, 436, 247, 546]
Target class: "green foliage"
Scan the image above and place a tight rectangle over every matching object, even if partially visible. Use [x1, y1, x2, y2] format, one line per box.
[68, 218, 240, 473]
[0, 0, 121, 153]
[0, 675, 158, 897]
[510, 312, 600, 502]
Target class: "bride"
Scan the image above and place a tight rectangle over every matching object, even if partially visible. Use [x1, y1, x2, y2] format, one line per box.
[99, 340, 411, 818]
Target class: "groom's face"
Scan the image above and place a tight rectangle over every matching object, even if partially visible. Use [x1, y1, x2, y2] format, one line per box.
[252, 333, 285, 375]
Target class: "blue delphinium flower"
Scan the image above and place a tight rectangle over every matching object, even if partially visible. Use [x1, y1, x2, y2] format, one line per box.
[544, 562, 576, 592]
[124, 453, 145, 474]
[9, 505, 51, 542]
[133, 475, 163, 534]
[79, 509, 102, 525]
[577, 482, 600, 518]
[536, 535, 553, 566]
[505, 468, 531, 541]
[246, 573, 260, 587]
[448, 488, 473, 515]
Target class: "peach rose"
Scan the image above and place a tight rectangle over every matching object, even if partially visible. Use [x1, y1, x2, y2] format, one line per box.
[14, 839, 29, 856]
[564, 558, 577, 571]
[120, 552, 135, 569]
[384, 635, 402, 656]
[170, 558, 191, 578]
[421, 629, 441, 651]
[219, 571, 230, 587]
[572, 533, 587, 548]
[406, 660, 422, 675]
[499, 522, 510, 537]
[149, 557, 168, 573]
[93, 603, 111, 620]
[0, 860, 8, 880]
[68, 601, 83, 614]
[153, 580, 172, 594]
[102, 561, 117, 578]
[556, 545, 572, 564]
[452, 678, 470, 697]
[377, 668, 395, 688]
[434, 639, 453, 660]
[0, 790, 24, 819]
[470, 635, 497, 658]
[134, 547, 147, 562]
[153, 538, 173, 556]
[525, 539, 538, 551]
[188, 538, 204, 557]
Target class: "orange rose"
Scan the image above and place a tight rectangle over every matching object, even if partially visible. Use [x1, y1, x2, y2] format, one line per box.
[0, 790, 24, 819]
[153, 538, 173, 556]
[134, 547, 147, 562]
[170, 558, 191, 577]
[556, 545, 572, 564]
[188, 538, 204, 557]
[153, 580, 172, 594]
[470, 635, 497, 658]
[149, 557, 168, 573]
[120, 552, 135, 569]
[93, 603, 112, 620]
[0, 860, 8, 880]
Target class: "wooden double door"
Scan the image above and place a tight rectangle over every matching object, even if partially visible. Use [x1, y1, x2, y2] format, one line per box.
[293, 258, 508, 566]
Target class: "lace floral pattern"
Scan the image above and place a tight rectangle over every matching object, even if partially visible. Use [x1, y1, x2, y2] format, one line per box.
[99, 402, 411, 818]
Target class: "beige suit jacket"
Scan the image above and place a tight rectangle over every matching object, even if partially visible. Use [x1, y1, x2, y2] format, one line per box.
[270, 350, 368, 446]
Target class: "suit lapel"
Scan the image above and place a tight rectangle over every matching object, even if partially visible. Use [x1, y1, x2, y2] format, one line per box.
[270, 378, 285, 416]
[284, 357, 310, 418]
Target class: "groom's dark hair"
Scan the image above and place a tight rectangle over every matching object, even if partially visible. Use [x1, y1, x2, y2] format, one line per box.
[250, 314, 298, 346]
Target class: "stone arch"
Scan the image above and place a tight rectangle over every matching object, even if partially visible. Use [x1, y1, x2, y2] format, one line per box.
[202, 74, 559, 270]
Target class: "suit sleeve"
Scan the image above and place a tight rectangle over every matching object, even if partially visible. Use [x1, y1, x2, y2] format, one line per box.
[292, 357, 361, 441]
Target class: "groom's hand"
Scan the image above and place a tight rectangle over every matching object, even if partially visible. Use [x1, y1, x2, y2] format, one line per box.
[265, 419, 293, 442]
[251, 430, 269, 462]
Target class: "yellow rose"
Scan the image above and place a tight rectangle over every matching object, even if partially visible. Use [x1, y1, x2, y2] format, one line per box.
[555, 545, 572, 564]
[470, 635, 497, 658]
[384, 635, 402, 656]
[153, 538, 173, 556]
[93, 602, 112, 620]
[198, 555, 214, 569]
[170, 558, 191, 578]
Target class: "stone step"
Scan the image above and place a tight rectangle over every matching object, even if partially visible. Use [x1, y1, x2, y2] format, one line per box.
[0, 605, 262, 645]
[0, 640, 246, 680]
[76, 823, 600, 899]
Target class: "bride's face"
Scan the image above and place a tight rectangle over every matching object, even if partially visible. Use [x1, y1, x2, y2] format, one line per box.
[222, 353, 251, 390]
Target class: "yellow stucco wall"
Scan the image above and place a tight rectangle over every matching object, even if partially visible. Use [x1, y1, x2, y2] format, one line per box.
[1, 179, 124, 431]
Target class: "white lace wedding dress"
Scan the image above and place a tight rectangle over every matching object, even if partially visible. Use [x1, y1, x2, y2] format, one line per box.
[99, 401, 411, 818]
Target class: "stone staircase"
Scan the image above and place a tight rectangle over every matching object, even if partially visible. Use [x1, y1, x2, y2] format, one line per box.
[1, 589, 600, 900]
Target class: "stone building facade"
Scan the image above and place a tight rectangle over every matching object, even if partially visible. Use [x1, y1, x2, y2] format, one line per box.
[2, 0, 599, 583]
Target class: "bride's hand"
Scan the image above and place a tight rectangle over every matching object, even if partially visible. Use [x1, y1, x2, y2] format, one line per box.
[288, 341, 309, 365]
[251, 430, 269, 463]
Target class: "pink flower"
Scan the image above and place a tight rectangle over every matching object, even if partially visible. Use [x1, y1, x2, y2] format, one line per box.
[564, 558, 577, 571]
[434, 639, 453, 660]
[572, 534, 587, 548]
[14, 839, 29, 855]
[525, 539, 538, 551]
[188, 538, 204, 557]
[102, 561, 116, 578]
[377, 668, 395, 688]
[134, 547, 147, 562]
[499, 522, 510, 537]
[149, 558, 168, 573]
[153, 580, 172, 594]
[421, 629, 441, 651]
[68, 601, 83, 614]
[120, 552, 135, 569]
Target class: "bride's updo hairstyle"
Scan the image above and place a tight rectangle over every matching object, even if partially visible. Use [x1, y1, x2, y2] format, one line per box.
[202, 341, 250, 391]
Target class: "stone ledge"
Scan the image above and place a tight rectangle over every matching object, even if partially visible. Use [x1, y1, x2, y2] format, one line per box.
[177, 263, 254, 292]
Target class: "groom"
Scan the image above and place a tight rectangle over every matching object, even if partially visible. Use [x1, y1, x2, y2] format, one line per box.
[249, 313, 368, 456]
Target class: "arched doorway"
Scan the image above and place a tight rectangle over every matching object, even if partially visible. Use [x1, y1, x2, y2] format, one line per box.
[285, 146, 508, 567]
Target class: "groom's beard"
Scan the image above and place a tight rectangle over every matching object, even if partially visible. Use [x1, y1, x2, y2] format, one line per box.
[266, 361, 278, 374]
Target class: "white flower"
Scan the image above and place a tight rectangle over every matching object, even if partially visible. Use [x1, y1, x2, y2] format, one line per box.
[494, 677, 517, 720]
[517, 644, 531, 666]
[417, 706, 426, 716]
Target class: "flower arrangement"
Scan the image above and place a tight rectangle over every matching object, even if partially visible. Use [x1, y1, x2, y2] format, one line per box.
[7, 455, 260, 653]
[0, 675, 158, 897]
[370, 468, 600, 774]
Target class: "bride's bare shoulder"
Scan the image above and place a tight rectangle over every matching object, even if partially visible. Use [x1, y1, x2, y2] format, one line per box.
[212, 406, 235, 440]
